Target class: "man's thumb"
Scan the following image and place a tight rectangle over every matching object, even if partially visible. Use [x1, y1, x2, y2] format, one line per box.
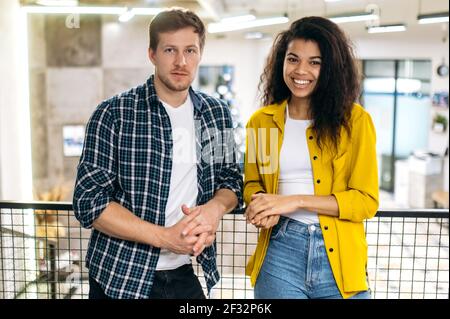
[181, 204, 191, 215]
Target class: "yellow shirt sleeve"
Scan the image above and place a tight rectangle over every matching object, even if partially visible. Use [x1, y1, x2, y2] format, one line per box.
[333, 111, 379, 222]
[243, 119, 265, 205]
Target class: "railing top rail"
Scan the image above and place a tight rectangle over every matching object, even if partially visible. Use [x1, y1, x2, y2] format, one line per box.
[376, 209, 449, 218]
[0, 201, 448, 218]
[0, 200, 73, 210]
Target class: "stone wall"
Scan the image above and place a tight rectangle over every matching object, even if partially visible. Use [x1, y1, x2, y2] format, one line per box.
[28, 14, 154, 200]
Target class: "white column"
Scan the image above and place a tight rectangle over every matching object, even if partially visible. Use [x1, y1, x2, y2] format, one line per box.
[0, 0, 33, 201]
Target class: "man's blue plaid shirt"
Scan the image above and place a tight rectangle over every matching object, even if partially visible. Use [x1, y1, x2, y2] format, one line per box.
[73, 75, 243, 299]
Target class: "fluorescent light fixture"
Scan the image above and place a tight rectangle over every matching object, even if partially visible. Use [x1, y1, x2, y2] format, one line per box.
[208, 16, 289, 33]
[220, 14, 255, 24]
[368, 24, 406, 33]
[36, 0, 78, 5]
[329, 11, 379, 24]
[325, 0, 342, 2]
[118, 8, 163, 22]
[418, 12, 449, 24]
[22, 6, 127, 15]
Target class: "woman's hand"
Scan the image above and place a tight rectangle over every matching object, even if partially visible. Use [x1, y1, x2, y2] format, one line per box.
[252, 215, 280, 229]
[245, 193, 300, 225]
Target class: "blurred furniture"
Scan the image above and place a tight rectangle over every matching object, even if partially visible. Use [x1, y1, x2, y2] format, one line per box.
[432, 191, 449, 208]
[408, 153, 443, 208]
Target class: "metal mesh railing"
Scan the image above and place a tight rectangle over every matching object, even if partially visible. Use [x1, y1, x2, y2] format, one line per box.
[0, 202, 90, 299]
[366, 211, 448, 299]
[0, 201, 448, 299]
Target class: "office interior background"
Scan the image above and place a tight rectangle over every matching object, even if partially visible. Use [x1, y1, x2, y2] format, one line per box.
[0, 0, 448, 299]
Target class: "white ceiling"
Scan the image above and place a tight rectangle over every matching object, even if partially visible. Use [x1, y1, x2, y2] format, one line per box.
[210, 0, 449, 41]
[22, 0, 449, 41]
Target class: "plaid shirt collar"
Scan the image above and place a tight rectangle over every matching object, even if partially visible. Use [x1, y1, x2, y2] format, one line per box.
[145, 75, 204, 113]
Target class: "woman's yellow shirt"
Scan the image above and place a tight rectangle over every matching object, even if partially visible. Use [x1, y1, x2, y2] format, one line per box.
[244, 100, 379, 298]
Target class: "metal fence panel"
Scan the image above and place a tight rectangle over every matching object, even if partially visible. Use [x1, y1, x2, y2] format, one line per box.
[0, 202, 448, 299]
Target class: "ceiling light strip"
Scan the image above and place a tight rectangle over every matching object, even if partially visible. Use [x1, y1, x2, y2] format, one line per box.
[368, 24, 407, 33]
[329, 12, 379, 24]
[22, 6, 127, 15]
[418, 12, 449, 24]
[208, 16, 289, 33]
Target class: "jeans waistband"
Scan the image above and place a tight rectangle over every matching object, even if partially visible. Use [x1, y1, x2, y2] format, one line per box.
[278, 216, 321, 235]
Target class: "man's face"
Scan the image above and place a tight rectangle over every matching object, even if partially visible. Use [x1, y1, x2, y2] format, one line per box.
[149, 27, 202, 93]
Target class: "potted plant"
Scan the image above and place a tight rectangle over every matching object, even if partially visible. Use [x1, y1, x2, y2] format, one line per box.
[433, 114, 448, 133]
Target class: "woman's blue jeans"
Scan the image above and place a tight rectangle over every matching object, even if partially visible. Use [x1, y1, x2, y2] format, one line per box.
[254, 216, 371, 299]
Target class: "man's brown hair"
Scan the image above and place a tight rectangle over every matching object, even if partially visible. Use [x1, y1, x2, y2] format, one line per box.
[149, 7, 206, 51]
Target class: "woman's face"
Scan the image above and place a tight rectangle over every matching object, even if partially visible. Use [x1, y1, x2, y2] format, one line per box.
[283, 38, 322, 102]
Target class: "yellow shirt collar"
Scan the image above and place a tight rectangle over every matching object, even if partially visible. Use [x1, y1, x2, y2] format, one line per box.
[261, 100, 288, 131]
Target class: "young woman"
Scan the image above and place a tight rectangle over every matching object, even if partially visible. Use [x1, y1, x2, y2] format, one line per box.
[244, 16, 379, 299]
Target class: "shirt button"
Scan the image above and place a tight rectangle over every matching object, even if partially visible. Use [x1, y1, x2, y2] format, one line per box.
[310, 225, 316, 231]
[317, 179, 321, 184]
[309, 136, 313, 140]
[324, 226, 328, 230]
[329, 248, 334, 252]
[313, 156, 318, 160]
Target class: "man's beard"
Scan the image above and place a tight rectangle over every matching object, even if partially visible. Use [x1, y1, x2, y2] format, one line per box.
[158, 73, 191, 92]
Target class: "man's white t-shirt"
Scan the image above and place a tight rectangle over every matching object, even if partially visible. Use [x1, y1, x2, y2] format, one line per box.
[156, 96, 198, 270]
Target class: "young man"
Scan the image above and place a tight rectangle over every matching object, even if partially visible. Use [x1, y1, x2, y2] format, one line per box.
[73, 8, 243, 299]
